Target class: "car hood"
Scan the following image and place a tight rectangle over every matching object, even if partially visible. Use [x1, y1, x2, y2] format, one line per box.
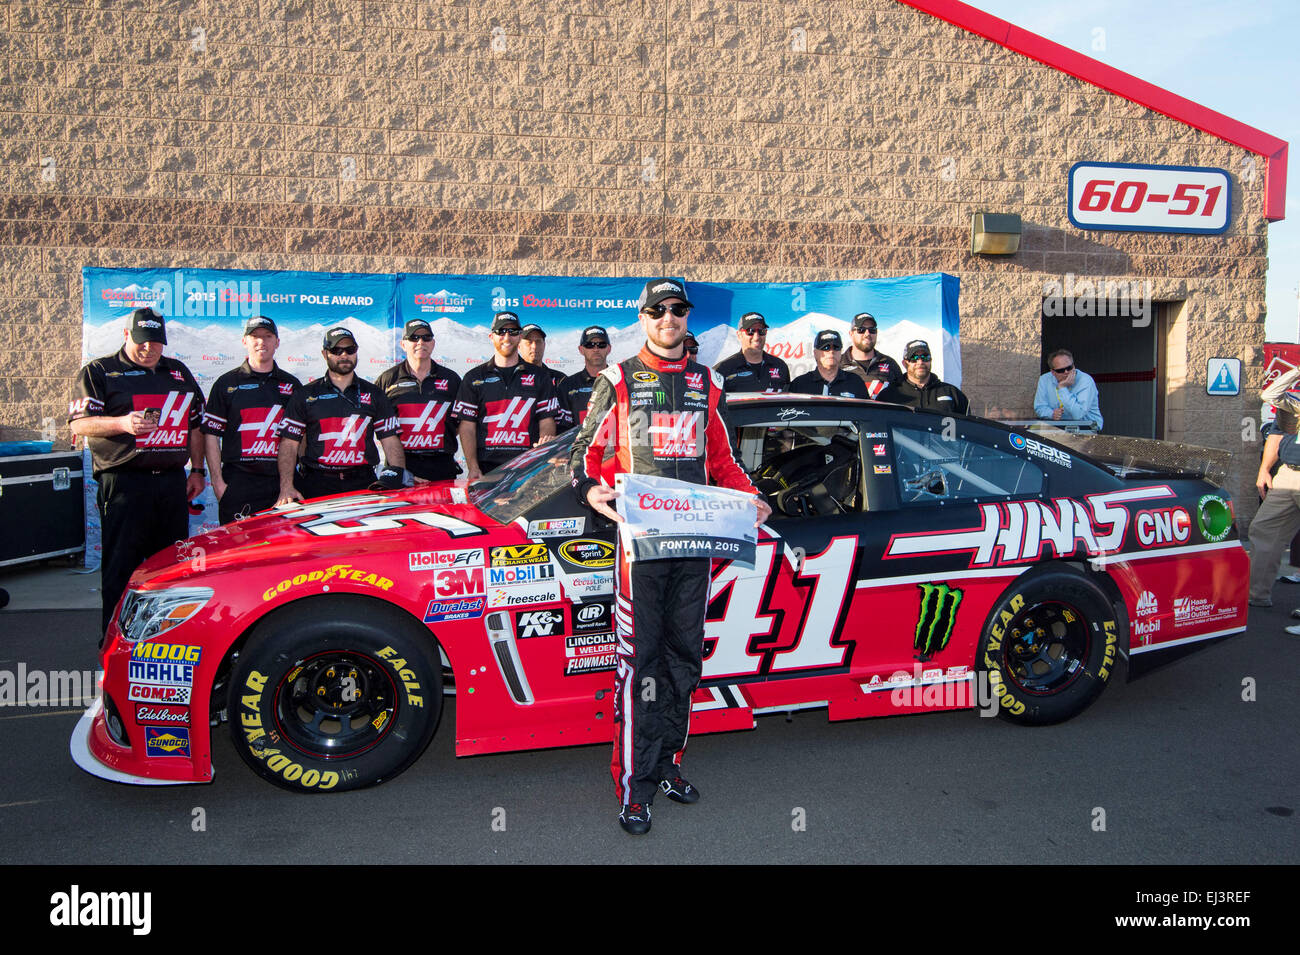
[132, 484, 497, 587]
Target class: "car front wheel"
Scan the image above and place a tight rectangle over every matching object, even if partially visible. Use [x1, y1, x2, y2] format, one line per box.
[977, 568, 1120, 725]
[229, 597, 441, 793]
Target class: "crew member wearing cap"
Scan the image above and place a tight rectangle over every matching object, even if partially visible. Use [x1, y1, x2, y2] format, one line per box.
[557, 325, 611, 430]
[570, 278, 771, 835]
[682, 332, 701, 361]
[69, 307, 206, 639]
[277, 326, 406, 503]
[714, 312, 791, 394]
[790, 331, 870, 398]
[374, 319, 462, 481]
[455, 311, 558, 480]
[878, 339, 970, 414]
[518, 323, 570, 429]
[202, 315, 302, 524]
[840, 311, 902, 398]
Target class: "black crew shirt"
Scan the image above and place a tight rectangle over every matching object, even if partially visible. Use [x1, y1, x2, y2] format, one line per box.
[790, 368, 870, 399]
[281, 375, 401, 471]
[453, 359, 557, 465]
[558, 368, 602, 431]
[714, 350, 791, 394]
[69, 349, 205, 475]
[839, 350, 903, 399]
[202, 360, 302, 476]
[373, 359, 462, 458]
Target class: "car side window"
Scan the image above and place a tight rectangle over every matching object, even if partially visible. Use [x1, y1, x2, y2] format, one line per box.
[734, 420, 863, 517]
[892, 425, 1043, 504]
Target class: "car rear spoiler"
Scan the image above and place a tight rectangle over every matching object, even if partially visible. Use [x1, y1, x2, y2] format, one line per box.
[1024, 429, 1232, 488]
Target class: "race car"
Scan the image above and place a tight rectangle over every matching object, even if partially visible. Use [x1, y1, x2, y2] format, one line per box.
[72, 394, 1248, 792]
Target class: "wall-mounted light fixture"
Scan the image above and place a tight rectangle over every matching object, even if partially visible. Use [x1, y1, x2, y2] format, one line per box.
[970, 212, 1022, 255]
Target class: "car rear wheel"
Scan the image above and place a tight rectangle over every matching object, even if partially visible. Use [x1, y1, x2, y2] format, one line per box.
[977, 568, 1119, 726]
[228, 597, 441, 793]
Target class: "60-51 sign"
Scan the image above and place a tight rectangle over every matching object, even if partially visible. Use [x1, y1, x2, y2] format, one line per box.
[1068, 162, 1231, 235]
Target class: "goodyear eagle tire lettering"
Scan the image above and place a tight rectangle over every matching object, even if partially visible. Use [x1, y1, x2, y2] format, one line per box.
[976, 568, 1116, 726]
[228, 597, 441, 793]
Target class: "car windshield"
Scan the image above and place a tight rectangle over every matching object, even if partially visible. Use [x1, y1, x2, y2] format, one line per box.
[468, 430, 580, 523]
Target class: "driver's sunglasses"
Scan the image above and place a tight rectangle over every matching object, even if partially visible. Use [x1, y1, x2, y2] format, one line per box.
[643, 303, 691, 318]
[1052, 364, 1074, 374]
[327, 345, 358, 355]
[406, 334, 434, 343]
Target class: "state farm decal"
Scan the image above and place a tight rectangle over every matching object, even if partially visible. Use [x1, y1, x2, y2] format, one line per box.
[885, 486, 1177, 568]
[317, 414, 372, 466]
[397, 401, 450, 451]
[408, 548, 484, 571]
[564, 632, 617, 675]
[238, 405, 286, 459]
[132, 393, 193, 449]
[482, 397, 534, 448]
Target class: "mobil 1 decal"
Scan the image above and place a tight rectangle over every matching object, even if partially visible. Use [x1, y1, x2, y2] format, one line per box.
[702, 536, 858, 682]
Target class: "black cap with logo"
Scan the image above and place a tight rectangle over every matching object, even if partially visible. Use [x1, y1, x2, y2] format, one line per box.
[402, 319, 432, 340]
[520, 323, 546, 339]
[903, 339, 932, 361]
[637, 278, 693, 310]
[491, 311, 522, 333]
[580, 325, 609, 346]
[129, 307, 167, 345]
[323, 326, 357, 350]
[243, 315, 278, 337]
[852, 312, 878, 331]
[814, 330, 842, 350]
[739, 312, 768, 331]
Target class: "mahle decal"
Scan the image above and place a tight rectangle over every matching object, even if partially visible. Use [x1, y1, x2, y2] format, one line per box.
[915, 583, 963, 660]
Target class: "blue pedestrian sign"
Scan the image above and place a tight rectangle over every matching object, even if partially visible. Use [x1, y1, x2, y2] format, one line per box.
[1206, 357, 1241, 396]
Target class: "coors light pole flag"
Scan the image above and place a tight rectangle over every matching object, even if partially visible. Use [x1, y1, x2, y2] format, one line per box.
[614, 472, 758, 567]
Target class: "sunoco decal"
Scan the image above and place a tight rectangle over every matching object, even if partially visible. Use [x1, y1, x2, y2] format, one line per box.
[145, 726, 191, 757]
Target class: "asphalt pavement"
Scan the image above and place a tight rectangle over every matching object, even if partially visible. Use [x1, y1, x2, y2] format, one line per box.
[1, 595, 1295, 864]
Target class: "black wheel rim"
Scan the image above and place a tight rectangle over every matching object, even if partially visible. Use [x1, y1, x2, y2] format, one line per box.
[272, 651, 398, 759]
[1001, 601, 1091, 695]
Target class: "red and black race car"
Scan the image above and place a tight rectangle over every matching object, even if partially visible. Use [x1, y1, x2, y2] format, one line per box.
[72, 394, 1248, 792]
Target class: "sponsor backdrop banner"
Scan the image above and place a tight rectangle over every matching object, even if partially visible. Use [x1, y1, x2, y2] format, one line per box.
[80, 267, 960, 566]
[615, 472, 758, 567]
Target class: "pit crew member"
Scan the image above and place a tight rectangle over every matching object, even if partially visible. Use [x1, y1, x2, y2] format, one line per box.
[374, 319, 462, 481]
[557, 325, 611, 430]
[790, 330, 870, 398]
[839, 311, 902, 398]
[714, 311, 790, 394]
[878, 339, 970, 414]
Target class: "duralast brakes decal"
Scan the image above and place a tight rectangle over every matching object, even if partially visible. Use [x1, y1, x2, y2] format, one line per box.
[885, 486, 1177, 568]
[914, 583, 962, 660]
[262, 564, 395, 601]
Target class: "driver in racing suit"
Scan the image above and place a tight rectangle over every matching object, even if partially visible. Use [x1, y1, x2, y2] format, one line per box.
[570, 278, 772, 835]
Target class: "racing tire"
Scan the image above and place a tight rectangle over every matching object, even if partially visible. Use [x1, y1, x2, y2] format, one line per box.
[228, 597, 441, 793]
[976, 568, 1119, 726]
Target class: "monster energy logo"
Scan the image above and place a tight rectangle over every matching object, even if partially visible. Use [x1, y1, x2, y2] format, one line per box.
[655, 390, 667, 403]
[915, 583, 963, 659]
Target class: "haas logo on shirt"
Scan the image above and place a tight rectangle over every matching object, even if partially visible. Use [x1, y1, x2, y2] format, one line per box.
[133, 393, 192, 449]
[685, 371, 704, 391]
[482, 397, 534, 448]
[238, 405, 286, 458]
[398, 401, 450, 451]
[868, 380, 887, 398]
[649, 411, 700, 458]
[317, 414, 371, 466]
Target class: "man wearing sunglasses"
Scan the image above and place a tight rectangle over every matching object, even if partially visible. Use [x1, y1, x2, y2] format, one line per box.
[1033, 348, 1103, 429]
[277, 326, 406, 503]
[570, 278, 771, 835]
[557, 325, 611, 430]
[455, 311, 558, 480]
[374, 319, 463, 481]
[878, 338, 970, 415]
[790, 330, 869, 398]
[839, 311, 902, 398]
[519, 324, 570, 429]
[202, 314, 302, 523]
[714, 311, 791, 394]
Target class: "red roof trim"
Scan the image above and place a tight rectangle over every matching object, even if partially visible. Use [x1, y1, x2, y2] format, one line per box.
[898, 0, 1288, 221]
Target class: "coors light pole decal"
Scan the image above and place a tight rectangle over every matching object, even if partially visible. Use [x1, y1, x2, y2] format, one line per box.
[615, 472, 758, 567]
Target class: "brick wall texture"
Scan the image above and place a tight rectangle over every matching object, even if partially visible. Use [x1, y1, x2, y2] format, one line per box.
[0, 0, 1273, 516]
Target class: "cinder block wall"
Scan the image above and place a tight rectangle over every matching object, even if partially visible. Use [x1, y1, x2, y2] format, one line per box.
[0, 0, 1269, 513]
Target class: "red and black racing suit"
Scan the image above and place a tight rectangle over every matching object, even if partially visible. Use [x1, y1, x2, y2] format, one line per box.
[570, 346, 758, 807]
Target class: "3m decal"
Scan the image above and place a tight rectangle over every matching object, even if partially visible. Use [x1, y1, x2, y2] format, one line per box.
[914, 583, 962, 660]
[434, 567, 486, 597]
